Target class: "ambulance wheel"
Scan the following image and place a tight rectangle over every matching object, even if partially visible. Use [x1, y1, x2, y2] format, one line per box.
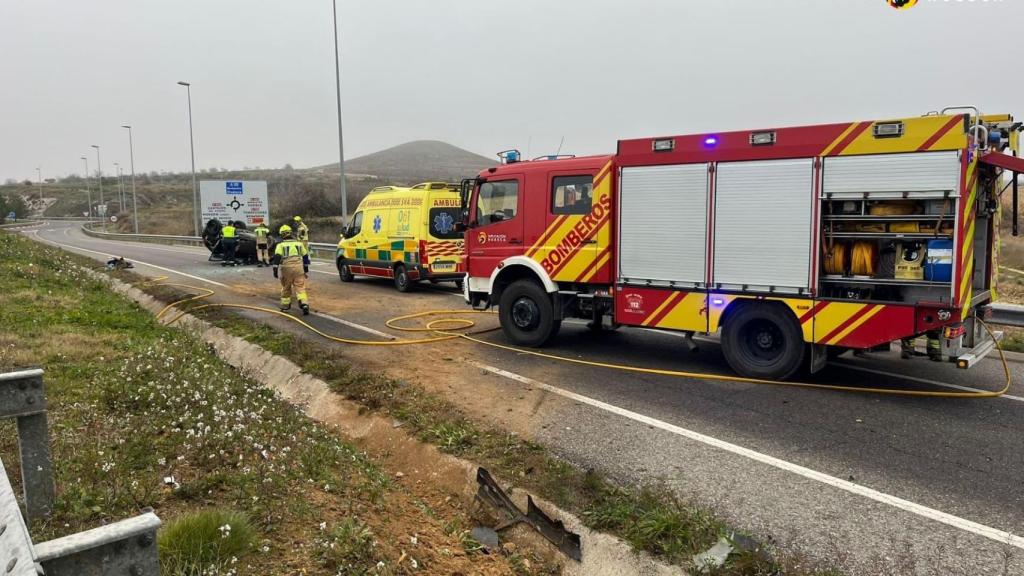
[499, 279, 560, 347]
[721, 303, 805, 381]
[337, 258, 354, 282]
[394, 264, 414, 292]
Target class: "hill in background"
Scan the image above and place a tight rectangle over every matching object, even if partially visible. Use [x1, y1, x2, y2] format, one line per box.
[313, 140, 496, 183]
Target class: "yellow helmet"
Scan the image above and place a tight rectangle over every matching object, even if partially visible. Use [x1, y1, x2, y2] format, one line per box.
[293, 216, 302, 222]
[279, 224, 293, 237]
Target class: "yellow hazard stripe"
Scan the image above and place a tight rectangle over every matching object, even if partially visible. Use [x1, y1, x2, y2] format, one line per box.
[821, 122, 860, 157]
[826, 304, 884, 346]
[642, 292, 683, 327]
[579, 250, 611, 283]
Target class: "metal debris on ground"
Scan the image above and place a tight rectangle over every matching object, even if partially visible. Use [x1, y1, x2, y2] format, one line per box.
[105, 256, 133, 270]
[693, 532, 773, 573]
[693, 536, 734, 572]
[474, 467, 581, 561]
[470, 526, 500, 552]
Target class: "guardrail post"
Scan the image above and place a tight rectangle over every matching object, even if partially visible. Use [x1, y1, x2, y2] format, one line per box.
[0, 369, 55, 523]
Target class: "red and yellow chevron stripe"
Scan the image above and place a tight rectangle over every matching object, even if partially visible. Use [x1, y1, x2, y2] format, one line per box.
[958, 161, 979, 319]
[820, 115, 966, 157]
[528, 161, 614, 283]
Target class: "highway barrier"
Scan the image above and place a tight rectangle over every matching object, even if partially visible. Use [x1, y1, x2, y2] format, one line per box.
[0, 368, 162, 575]
[79, 221, 338, 261]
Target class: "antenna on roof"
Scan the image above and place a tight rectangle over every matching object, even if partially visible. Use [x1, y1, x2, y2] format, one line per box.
[555, 136, 565, 156]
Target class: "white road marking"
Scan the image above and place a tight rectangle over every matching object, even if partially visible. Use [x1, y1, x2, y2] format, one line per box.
[312, 311, 397, 340]
[836, 363, 1024, 402]
[1000, 265, 1024, 277]
[29, 232, 230, 288]
[472, 361, 1024, 550]
[603, 325, 1017, 391]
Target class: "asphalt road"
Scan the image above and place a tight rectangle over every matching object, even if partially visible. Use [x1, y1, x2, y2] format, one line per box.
[23, 221, 1024, 575]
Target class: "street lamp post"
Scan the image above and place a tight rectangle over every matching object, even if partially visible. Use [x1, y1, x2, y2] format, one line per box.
[91, 145, 103, 219]
[35, 167, 43, 212]
[122, 125, 138, 233]
[332, 0, 348, 225]
[81, 156, 92, 218]
[114, 162, 124, 212]
[177, 81, 199, 236]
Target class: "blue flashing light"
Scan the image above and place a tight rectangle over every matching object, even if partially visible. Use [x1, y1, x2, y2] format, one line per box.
[506, 150, 520, 163]
[703, 136, 719, 148]
[711, 297, 725, 306]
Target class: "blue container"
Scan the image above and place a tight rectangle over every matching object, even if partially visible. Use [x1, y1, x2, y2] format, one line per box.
[925, 239, 953, 282]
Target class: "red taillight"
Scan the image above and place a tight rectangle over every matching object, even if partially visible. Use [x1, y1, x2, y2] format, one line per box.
[419, 240, 427, 265]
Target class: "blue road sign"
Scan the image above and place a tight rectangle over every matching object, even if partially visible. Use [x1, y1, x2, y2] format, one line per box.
[225, 181, 244, 195]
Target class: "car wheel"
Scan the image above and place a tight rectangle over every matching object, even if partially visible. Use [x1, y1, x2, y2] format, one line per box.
[394, 264, 413, 292]
[338, 258, 354, 282]
[721, 303, 805, 380]
[498, 279, 560, 347]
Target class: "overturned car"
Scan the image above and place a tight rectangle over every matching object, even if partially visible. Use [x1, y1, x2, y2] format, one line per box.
[202, 219, 276, 264]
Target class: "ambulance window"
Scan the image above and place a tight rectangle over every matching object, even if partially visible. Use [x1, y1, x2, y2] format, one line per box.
[551, 175, 593, 215]
[476, 181, 519, 225]
[429, 208, 461, 239]
[347, 211, 363, 237]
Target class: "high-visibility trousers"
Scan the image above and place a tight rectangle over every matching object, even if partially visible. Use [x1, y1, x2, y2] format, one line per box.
[301, 239, 309, 251]
[256, 240, 269, 263]
[280, 262, 308, 307]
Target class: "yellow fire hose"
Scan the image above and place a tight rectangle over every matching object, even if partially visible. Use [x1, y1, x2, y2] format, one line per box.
[143, 278, 1012, 399]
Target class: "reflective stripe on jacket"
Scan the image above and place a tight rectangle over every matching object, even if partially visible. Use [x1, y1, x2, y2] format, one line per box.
[273, 239, 309, 265]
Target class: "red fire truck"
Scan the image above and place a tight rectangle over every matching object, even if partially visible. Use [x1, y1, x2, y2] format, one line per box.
[460, 109, 1023, 380]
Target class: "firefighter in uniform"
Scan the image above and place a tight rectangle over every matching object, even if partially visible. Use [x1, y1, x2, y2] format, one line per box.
[272, 224, 310, 315]
[293, 216, 310, 251]
[220, 221, 238, 266]
[253, 221, 271, 267]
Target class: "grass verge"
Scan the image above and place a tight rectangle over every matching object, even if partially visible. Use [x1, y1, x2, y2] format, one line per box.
[202, 306, 845, 576]
[0, 231, 539, 575]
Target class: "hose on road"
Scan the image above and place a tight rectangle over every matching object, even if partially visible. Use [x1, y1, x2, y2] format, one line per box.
[144, 278, 1013, 399]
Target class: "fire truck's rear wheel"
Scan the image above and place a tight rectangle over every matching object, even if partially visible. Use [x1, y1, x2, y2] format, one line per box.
[499, 279, 561, 347]
[721, 303, 805, 381]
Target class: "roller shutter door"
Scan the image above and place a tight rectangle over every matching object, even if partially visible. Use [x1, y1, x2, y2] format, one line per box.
[713, 158, 814, 292]
[823, 151, 961, 199]
[619, 164, 708, 286]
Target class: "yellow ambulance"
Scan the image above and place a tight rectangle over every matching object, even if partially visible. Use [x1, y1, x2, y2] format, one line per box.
[336, 182, 465, 292]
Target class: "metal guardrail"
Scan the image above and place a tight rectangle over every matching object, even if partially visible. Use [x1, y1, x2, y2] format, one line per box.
[984, 303, 1024, 328]
[0, 220, 44, 230]
[81, 221, 205, 247]
[0, 369, 162, 575]
[80, 222, 338, 261]
[0, 368, 54, 523]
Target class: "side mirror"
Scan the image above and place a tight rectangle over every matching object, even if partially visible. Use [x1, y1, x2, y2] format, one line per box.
[340, 226, 349, 238]
[453, 221, 466, 234]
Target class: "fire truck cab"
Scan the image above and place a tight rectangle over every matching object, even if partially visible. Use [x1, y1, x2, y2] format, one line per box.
[462, 111, 1022, 380]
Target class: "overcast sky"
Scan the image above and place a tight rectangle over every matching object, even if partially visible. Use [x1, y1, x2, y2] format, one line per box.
[1, 0, 1021, 181]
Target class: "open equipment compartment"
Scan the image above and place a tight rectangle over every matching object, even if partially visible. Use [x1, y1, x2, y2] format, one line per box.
[818, 151, 961, 304]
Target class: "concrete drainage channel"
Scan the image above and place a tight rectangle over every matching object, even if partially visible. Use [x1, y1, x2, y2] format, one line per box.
[97, 270, 688, 576]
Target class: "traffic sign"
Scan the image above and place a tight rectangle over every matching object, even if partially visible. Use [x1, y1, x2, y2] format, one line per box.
[110, 216, 118, 223]
[6, 212, 14, 220]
